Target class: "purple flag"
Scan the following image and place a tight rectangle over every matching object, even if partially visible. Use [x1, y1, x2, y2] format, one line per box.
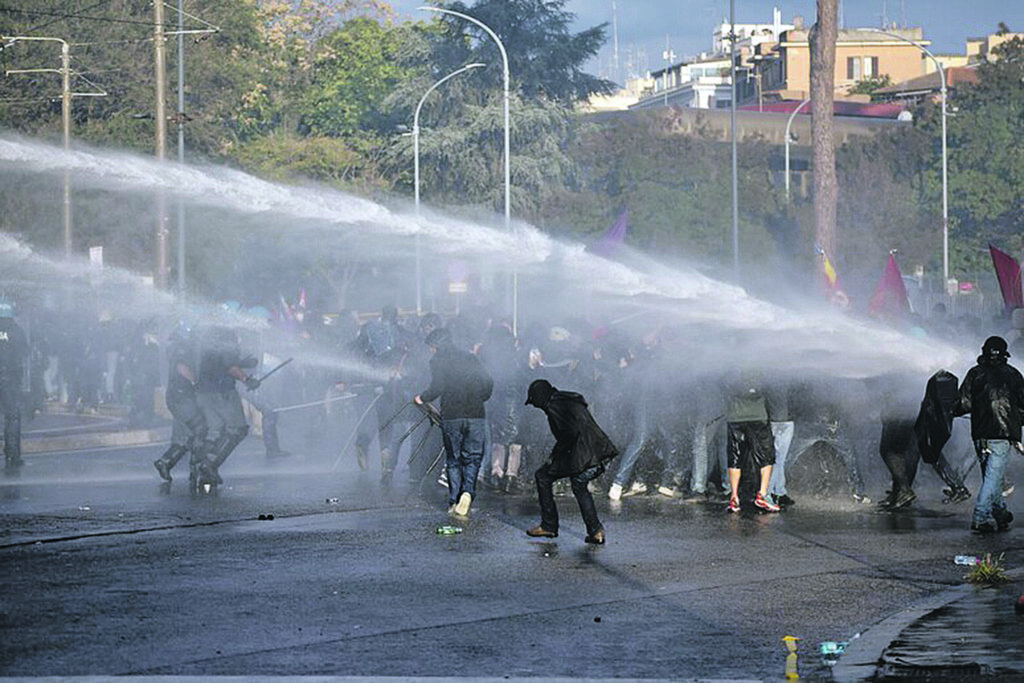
[592, 209, 629, 257]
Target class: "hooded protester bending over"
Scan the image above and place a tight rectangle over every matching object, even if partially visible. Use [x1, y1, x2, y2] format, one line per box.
[954, 336, 1024, 534]
[524, 379, 619, 544]
[415, 327, 493, 516]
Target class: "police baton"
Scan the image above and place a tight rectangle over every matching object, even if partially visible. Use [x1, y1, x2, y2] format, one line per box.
[256, 357, 294, 385]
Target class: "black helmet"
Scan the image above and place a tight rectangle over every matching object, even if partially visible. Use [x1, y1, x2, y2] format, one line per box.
[982, 335, 1010, 359]
[424, 327, 452, 348]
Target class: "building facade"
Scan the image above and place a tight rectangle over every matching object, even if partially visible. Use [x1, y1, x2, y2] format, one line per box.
[758, 23, 929, 100]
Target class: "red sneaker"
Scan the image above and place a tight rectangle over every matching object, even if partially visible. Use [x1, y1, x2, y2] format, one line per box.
[754, 492, 780, 513]
[727, 497, 741, 513]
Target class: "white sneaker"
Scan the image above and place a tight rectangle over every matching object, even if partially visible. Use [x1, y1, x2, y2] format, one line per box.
[657, 485, 677, 498]
[623, 481, 647, 497]
[453, 491, 472, 516]
[608, 483, 623, 501]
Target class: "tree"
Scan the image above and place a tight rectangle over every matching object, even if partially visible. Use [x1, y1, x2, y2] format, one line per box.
[911, 35, 1024, 276]
[808, 0, 839, 274]
[429, 0, 614, 106]
[300, 18, 414, 138]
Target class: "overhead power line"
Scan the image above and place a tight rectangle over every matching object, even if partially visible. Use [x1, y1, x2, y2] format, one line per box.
[0, 4, 205, 31]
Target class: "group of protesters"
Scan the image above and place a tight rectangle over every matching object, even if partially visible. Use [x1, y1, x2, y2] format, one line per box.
[3, 291, 1022, 538]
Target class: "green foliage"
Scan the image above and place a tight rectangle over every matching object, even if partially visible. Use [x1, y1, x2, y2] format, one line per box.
[538, 110, 779, 265]
[913, 35, 1024, 276]
[429, 0, 614, 105]
[232, 133, 390, 191]
[301, 18, 415, 137]
[848, 74, 891, 95]
[964, 553, 1010, 586]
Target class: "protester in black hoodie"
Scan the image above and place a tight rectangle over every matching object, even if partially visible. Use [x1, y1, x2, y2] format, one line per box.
[954, 336, 1024, 533]
[524, 379, 618, 544]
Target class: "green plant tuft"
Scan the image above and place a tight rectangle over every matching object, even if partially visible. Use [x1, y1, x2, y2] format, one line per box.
[964, 553, 1011, 586]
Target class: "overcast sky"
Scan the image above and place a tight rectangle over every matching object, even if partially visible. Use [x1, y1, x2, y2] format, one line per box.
[388, 1, 1024, 84]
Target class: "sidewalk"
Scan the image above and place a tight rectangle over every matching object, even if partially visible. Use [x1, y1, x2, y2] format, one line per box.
[19, 402, 170, 454]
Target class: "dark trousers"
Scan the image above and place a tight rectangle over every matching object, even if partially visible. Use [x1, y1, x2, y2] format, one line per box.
[535, 463, 605, 537]
[2, 388, 21, 466]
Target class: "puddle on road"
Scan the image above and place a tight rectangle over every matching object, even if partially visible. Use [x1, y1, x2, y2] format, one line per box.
[876, 584, 1024, 680]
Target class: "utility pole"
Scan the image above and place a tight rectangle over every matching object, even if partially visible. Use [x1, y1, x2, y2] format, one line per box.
[154, 0, 169, 289]
[61, 41, 72, 260]
[611, 0, 620, 85]
[729, 0, 739, 273]
[2, 36, 105, 258]
[176, 0, 186, 292]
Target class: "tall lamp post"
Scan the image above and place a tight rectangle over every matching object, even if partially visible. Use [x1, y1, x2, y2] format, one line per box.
[413, 62, 486, 316]
[784, 99, 810, 202]
[418, 6, 515, 333]
[865, 28, 948, 282]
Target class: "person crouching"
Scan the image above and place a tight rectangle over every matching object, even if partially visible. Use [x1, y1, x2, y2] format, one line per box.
[524, 379, 618, 544]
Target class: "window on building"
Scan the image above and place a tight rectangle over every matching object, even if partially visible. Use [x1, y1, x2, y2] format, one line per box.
[847, 56, 862, 80]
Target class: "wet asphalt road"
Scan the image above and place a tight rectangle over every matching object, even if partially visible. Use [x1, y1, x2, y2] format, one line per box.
[1, 439, 1022, 680]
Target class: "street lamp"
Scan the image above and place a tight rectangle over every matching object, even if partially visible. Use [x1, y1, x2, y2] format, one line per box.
[865, 28, 949, 282]
[413, 62, 486, 316]
[418, 6, 516, 333]
[784, 99, 810, 202]
[784, 83, 856, 201]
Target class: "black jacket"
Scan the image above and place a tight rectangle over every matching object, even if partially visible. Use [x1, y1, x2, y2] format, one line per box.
[955, 356, 1024, 441]
[420, 346, 493, 420]
[537, 389, 618, 478]
[914, 370, 959, 463]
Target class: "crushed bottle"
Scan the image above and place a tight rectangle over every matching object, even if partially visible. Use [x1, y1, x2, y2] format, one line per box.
[436, 525, 463, 535]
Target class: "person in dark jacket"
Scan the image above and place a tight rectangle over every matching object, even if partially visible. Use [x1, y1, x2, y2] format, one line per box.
[153, 323, 206, 484]
[954, 336, 1024, 533]
[415, 327, 493, 516]
[523, 379, 618, 544]
[0, 298, 28, 472]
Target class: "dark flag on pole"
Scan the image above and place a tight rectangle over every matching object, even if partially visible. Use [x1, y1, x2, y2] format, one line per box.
[989, 244, 1023, 315]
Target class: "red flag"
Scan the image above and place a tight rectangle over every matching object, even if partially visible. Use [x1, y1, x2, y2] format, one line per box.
[868, 252, 910, 317]
[989, 244, 1023, 315]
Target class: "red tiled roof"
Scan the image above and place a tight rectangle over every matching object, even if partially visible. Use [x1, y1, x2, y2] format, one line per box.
[739, 100, 908, 118]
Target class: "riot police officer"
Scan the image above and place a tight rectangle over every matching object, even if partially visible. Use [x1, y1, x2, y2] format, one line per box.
[153, 323, 206, 484]
[0, 298, 28, 472]
[196, 326, 258, 485]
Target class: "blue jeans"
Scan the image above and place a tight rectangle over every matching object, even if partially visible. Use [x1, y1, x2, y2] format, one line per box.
[613, 401, 654, 486]
[441, 418, 487, 506]
[973, 439, 1011, 527]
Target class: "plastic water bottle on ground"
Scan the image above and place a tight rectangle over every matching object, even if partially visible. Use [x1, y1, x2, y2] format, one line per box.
[954, 555, 980, 566]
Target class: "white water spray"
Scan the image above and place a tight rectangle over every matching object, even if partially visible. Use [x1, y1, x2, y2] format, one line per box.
[0, 136, 972, 380]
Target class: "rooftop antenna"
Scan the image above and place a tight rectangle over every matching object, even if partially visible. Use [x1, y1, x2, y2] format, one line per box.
[880, 0, 889, 28]
[838, 0, 845, 29]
